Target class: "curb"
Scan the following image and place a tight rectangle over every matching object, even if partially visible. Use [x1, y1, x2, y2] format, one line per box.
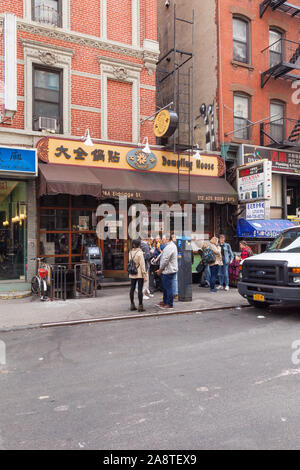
[0, 291, 32, 300]
[0, 303, 249, 333]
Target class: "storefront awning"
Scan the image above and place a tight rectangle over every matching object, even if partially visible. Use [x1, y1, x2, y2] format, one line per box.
[92, 168, 237, 204]
[38, 163, 237, 204]
[237, 218, 296, 239]
[38, 163, 102, 198]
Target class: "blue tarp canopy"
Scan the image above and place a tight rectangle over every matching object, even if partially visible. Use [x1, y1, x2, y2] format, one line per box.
[237, 218, 295, 239]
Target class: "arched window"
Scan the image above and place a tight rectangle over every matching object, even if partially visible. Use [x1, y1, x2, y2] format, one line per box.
[233, 16, 250, 64]
[270, 100, 285, 142]
[234, 93, 250, 140]
[269, 28, 284, 68]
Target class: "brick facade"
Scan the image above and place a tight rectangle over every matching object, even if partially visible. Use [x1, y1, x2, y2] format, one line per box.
[218, 0, 300, 148]
[0, 0, 159, 145]
[0, 0, 159, 282]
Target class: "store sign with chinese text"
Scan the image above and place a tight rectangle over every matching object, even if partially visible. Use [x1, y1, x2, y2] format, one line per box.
[37, 137, 225, 178]
[242, 144, 300, 175]
[237, 160, 272, 203]
[0, 146, 37, 176]
[246, 202, 265, 220]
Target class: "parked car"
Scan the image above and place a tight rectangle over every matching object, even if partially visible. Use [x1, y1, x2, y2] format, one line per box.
[238, 226, 300, 308]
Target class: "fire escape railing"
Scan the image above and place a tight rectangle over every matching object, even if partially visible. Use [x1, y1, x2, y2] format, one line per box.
[261, 38, 300, 87]
[260, 117, 300, 148]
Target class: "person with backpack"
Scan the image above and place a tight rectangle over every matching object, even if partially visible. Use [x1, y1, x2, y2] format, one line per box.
[208, 237, 223, 292]
[240, 240, 253, 260]
[128, 239, 147, 312]
[217, 234, 234, 291]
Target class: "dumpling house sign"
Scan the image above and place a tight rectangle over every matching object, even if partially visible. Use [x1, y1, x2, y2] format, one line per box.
[37, 137, 226, 178]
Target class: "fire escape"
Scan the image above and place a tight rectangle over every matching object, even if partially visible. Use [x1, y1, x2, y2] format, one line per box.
[260, 0, 300, 18]
[259, 1, 300, 149]
[156, 4, 195, 199]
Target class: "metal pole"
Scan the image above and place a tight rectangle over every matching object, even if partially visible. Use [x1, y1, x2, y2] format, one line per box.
[282, 175, 288, 219]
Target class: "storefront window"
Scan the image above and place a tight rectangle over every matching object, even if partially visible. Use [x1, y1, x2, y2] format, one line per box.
[40, 233, 69, 256]
[40, 209, 69, 230]
[40, 194, 69, 207]
[0, 180, 27, 280]
[103, 237, 124, 271]
[71, 210, 96, 231]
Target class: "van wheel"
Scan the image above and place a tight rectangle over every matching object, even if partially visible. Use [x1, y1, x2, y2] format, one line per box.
[248, 300, 270, 309]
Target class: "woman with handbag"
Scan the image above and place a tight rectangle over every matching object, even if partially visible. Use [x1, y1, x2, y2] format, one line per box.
[208, 237, 223, 292]
[128, 239, 147, 312]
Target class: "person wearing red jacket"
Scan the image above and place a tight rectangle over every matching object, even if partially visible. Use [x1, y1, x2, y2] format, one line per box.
[240, 240, 253, 260]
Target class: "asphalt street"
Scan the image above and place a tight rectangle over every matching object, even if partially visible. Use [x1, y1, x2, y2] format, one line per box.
[1, 305, 300, 450]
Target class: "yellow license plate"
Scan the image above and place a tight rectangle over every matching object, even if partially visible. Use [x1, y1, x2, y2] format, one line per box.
[253, 294, 265, 302]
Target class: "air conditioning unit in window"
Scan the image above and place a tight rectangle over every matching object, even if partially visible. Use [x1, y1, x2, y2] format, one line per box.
[34, 116, 58, 133]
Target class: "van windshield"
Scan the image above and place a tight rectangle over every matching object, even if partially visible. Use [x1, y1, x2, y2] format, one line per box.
[268, 229, 300, 253]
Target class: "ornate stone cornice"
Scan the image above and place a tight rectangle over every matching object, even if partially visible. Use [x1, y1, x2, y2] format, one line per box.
[17, 20, 146, 60]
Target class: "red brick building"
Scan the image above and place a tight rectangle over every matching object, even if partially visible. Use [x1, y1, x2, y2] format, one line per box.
[158, 0, 300, 249]
[0, 0, 160, 282]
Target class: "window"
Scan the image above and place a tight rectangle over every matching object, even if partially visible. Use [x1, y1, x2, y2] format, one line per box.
[234, 94, 250, 140]
[32, 0, 61, 27]
[270, 100, 285, 142]
[33, 66, 62, 133]
[233, 17, 250, 64]
[269, 29, 283, 68]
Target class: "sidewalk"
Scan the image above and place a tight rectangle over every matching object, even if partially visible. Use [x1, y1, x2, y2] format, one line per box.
[0, 285, 248, 331]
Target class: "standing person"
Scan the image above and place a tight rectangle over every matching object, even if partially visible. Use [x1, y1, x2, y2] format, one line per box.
[208, 237, 223, 293]
[140, 238, 153, 299]
[155, 234, 178, 309]
[171, 233, 179, 300]
[218, 234, 234, 291]
[240, 240, 253, 260]
[128, 239, 147, 312]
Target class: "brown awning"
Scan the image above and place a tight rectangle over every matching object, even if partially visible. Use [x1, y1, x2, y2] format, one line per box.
[92, 167, 237, 204]
[38, 163, 102, 197]
[38, 163, 237, 204]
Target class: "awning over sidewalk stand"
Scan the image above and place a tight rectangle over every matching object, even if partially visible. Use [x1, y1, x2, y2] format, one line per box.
[38, 163, 237, 204]
[237, 218, 295, 239]
[38, 163, 102, 198]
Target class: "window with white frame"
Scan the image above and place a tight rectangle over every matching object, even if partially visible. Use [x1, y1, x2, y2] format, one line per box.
[234, 93, 250, 140]
[269, 29, 283, 68]
[270, 100, 285, 142]
[233, 17, 250, 64]
[21, 39, 73, 134]
[32, 0, 62, 27]
[33, 66, 63, 133]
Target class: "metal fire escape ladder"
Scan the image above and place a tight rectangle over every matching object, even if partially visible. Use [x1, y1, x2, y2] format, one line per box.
[156, 4, 195, 202]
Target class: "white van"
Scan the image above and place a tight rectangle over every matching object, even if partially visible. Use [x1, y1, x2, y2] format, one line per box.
[238, 226, 300, 308]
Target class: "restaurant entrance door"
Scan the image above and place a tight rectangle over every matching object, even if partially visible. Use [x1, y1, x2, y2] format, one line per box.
[0, 180, 27, 281]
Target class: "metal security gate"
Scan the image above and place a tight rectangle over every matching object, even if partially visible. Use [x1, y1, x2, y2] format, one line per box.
[74, 263, 97, 298]
[50, 265, 67, 300]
